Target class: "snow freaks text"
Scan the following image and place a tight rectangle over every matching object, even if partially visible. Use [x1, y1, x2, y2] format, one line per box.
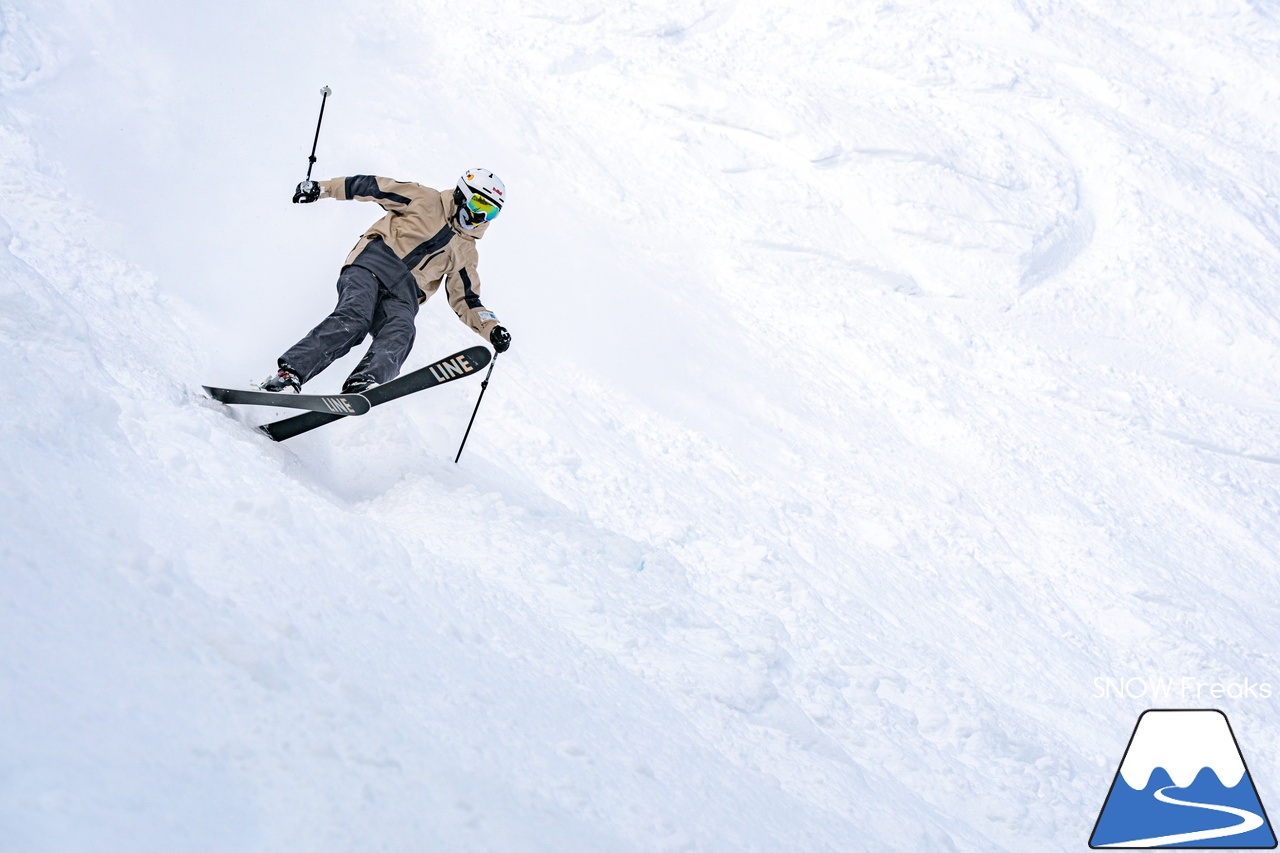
[1093, 677, 1274, 701]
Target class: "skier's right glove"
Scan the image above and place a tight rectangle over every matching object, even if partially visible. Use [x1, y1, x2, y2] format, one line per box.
[293, 180, 321, 204]
[489, 325, 511, 353]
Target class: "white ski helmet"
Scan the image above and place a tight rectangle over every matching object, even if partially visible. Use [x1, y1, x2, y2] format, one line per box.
[455, 168, 506, 227]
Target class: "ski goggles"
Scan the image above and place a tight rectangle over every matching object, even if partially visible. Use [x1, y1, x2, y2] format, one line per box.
[464, 192, 501, 222]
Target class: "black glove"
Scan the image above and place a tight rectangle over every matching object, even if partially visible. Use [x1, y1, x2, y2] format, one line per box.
[293, 180, 320, 203]
[489, 325, 511, 353]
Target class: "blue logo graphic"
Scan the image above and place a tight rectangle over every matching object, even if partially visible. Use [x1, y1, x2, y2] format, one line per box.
[1091, 709, 1276, 848]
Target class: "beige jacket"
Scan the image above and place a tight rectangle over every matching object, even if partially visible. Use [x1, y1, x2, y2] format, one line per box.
[317, 175, 501, 340]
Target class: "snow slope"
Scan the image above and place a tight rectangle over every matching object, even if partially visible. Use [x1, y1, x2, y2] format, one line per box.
[3, 1, 1280, 851]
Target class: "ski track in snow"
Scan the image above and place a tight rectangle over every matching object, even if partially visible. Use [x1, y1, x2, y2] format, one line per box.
[3, 1, 1280, 851]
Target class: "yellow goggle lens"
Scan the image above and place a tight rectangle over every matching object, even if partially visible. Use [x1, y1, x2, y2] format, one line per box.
[466, 193, 500, 220]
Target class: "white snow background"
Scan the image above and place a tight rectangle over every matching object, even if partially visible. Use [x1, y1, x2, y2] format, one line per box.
[2, 0, 1280, 850]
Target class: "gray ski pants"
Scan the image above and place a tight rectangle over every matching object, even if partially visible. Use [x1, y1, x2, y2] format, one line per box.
[280, 263, 418, 387]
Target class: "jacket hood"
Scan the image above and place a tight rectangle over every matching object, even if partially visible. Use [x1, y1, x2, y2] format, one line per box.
[442, 189, 492, 241]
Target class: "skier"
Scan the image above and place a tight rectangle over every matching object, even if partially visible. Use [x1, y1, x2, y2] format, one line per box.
[261, 170, 511, 394]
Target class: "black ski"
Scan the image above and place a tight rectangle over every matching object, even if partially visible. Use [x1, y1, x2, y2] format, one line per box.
[259, 345, 492, 442]
[204, 385, 371, 416]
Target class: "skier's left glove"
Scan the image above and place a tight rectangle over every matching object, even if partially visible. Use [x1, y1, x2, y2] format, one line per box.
[293, 180, 321, 204]
[489, 325, 511, 353]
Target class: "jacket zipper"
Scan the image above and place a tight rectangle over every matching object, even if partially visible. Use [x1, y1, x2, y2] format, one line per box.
[417, 250, 444, 271]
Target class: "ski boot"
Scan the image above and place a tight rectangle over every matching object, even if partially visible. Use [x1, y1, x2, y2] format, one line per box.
[342, 374, 379, 394]
[260, 365, 302, 394]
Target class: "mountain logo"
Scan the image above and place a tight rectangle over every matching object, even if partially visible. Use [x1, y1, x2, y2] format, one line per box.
[1090, 709, 1276, 848]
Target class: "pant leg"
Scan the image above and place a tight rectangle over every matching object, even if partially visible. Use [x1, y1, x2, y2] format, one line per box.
[345, 277, 420, 386]
[280, 266, 379, 384]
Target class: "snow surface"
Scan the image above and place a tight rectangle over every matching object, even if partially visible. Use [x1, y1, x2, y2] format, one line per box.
[3, 0, 1280, 851]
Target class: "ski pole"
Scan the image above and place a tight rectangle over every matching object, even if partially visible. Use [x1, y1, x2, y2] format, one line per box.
[294, 86, 331, 202]
[454, 354, 498, 463]
[305, 86, 331, 181]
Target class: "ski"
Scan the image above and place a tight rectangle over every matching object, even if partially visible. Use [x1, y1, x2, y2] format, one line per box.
[259, 345, 492, 442]
[203, 385, 371, 416]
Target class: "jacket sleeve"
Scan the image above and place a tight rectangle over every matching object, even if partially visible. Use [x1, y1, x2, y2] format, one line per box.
[318, 176, 425, 211]
[445, 262, 502, 340]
